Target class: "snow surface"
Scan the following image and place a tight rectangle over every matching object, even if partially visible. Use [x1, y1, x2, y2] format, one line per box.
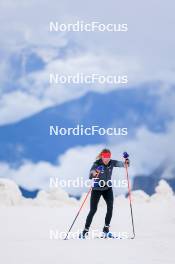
[0, 178, 174, 264]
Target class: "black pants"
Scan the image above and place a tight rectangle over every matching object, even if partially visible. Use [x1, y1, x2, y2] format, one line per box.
[85, 188, 114, 229]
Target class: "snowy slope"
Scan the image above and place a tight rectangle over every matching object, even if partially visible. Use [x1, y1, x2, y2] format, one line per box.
[0, 179, 174, 264]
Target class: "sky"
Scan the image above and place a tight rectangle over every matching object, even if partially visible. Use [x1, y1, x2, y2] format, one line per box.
[0, 0, 175, 193]
[0, 0, 175, 124]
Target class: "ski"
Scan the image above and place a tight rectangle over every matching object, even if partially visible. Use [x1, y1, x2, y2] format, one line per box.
[64, 232, 135, 240]
[64, 236, 134, 240]
[94, 235, 134, 240]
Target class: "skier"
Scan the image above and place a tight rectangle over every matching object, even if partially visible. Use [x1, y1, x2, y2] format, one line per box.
[80, 148, 130, 238]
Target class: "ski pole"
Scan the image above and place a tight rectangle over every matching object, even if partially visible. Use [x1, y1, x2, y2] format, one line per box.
[123, 152, 136, 239]
[64, 169, 101, 240]
[64, 186, 92, 240]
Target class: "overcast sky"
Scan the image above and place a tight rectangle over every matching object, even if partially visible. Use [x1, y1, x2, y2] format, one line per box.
[0, 0, 175, 125]
[0, 0, 175, 192]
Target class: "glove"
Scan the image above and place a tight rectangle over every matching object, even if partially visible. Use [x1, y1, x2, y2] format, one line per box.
[91, 165, 104, 177]
[123, 152, 129, 159]
[96, 165, 103, 172]
[123, 152, 130, 166]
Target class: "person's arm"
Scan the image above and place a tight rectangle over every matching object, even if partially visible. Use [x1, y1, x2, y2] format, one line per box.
[112, 159, 130, 167]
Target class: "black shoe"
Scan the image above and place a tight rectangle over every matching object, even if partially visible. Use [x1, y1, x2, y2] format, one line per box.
[102, 226, 114, 238]
[79, 228, 89, 239]
[103, 225, 110, 233]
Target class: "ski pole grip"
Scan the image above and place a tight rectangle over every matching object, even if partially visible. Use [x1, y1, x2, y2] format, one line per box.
[123, 152, 129, 159]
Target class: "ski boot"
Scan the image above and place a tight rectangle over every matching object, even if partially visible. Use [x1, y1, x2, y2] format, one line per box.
[102, 225, 114, 238]
[79, 228, 89, 239]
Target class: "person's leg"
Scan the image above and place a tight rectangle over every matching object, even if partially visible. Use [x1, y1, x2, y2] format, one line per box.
[84, 190, 101, 230]
[102, 188, 114, 227]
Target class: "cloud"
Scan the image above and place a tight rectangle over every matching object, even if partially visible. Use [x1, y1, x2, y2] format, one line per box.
[1, 161, 60, 190]
[19, 52, 141, 100]
[0, 48, 143, 126]
[0, 145, 104, 195]
[0, 120, 175, 195]
[0, 0, 175, 125]
[1, 0, 175, 75]
[109, 122, 175, 176]
[0, 91, 52, 125]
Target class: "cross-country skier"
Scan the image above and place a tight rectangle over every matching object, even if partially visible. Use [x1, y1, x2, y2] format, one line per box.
[80, 148, 130, 238]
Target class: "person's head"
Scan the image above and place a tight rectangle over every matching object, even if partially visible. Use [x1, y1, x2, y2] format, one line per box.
[96, 149, 111, 165]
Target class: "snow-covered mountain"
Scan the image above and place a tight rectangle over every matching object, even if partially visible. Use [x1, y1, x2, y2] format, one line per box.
[0, 83, 170, 164]
[1, 83, 175, 195]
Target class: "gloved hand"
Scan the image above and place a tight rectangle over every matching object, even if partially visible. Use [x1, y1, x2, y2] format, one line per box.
[123, 152, 129, 159]
[123, 152, 130, 166]
[91, 165, 103, 177]
[91, 170, 98, 177]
